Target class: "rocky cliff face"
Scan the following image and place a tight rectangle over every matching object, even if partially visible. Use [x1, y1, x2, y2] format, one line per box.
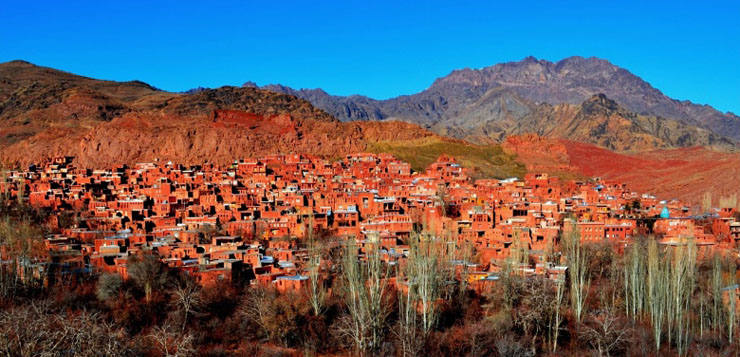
[1, 111, 435, 168]
[262, 56, 740, 149]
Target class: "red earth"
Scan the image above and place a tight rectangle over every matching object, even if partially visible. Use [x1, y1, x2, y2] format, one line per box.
[504, 134, 740, 205]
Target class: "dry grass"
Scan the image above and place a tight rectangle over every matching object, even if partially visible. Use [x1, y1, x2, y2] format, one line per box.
[366, 138, 526, 180]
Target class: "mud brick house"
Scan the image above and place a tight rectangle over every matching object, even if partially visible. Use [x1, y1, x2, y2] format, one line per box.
[6, 152, 733, 292]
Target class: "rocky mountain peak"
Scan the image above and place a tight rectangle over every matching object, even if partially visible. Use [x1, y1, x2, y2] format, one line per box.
[260, 56, 740, 143]
[581, 93, 621, 115]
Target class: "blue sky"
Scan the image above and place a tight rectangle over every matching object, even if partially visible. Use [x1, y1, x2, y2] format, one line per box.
[2, 1, 739, 113]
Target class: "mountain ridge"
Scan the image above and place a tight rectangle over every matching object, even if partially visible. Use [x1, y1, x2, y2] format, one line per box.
[257, 56, 740, 146]
[0, 60, 524, 180]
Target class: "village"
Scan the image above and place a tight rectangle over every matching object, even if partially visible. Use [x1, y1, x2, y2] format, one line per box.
[1, 153, 739, 293]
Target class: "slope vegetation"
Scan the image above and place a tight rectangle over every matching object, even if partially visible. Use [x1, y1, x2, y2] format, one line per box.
[367, 137, 525, 179]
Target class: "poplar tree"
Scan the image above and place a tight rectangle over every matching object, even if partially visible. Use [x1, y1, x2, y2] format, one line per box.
[564, 224, 589, 322]
[305, 215, 326, 316]
[339, 238, 390, 353]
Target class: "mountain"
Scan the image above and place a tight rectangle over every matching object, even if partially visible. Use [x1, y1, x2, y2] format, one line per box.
[0, 60, 524, 179]
[260, 84, 387, 122]
[2, 60, 738, 204]
[0, 60, 173, 145]
[260, 56, 740, 149]
[445, 92, 735, 152]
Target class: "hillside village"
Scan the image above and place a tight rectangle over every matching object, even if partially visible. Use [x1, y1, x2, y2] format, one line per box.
[2, 153, 738, 292]
[4, 1, 740, 354]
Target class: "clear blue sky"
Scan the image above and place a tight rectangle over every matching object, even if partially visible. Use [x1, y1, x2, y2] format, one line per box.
[2, 1, 739, 113]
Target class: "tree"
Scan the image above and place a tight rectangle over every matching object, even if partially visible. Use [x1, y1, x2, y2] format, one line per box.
[702, 191, 713, 214]
[435, 184, 450, 217]
[719, 194, 738, 209]
[513, 277, 556, 354]
[396, 278, 423, 357]
[196, 224, 220, 245]
[711, 253, 725, 334]
[338, 239, 391, 353]
[563, 224, 589, 322]
[405, 234, 447, 335]
[454, 239, 474, 304]
[149, 321, 195, 357]
[505, 229, 528, 275]
[127, 254, 170, 303]
[579, 307, 632, 356]
[96, 273, 124, 302]
[549, 275, 566, 352]
[666, 236, 696, 355]
[721, 255, 739, 343]
[623, 237, 646, 320]
[0, 301, 136, 356]
[172, 280, 203, 332]
[646, 238, 667, 351]
[495, 334, 535, 357]
[305, 215, 327, 317]
[241, 286, 275, 341]
[0, 216, 46, 300]
[240, 287, 310, 347]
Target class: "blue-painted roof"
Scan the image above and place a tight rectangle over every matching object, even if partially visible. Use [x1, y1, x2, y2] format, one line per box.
[660, 206, 670, 219]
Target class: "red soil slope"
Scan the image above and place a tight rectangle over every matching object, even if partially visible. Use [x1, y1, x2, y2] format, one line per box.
[0, 61, 438, 167]
[0, 110, 436, 168]
[504, 134, 740, 205]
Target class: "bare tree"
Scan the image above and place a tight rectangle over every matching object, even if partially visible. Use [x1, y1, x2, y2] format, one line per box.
[722, 256, 738, 343]
[241, 286, 275, 341]
[0, 301, 67, 357]
[148, 321, 195, 357]
[665, 236, 696, 355]
[563, 224, 589, 322]
[0, 301, 135, 356]
[172, 280, 203, 332]
[646, 238, 667, 351]
[127, 254, 170, 303]
[719, 194, 738, 209]
[549, 275, 566, 352]
[396, 278, 423, 357]
[513, 277, 555, 354]
[62, 310, 135, 357]
[405, 234, 446, 335]
[623, 237, 646, 320]
[728, 286, 737, 344]
[506, 229, 527, 275]
[495, 334, 535, 357]
[456, 239, 474, 302]
[196, 223, 220, 245]
[579, 307, 632, 356]
[338, 238, 391, 353]
[0, 216, 45, 300]
[305, 215, 327, 316]
[711, 253, 724, 334]
[96, 273, 124, 303]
